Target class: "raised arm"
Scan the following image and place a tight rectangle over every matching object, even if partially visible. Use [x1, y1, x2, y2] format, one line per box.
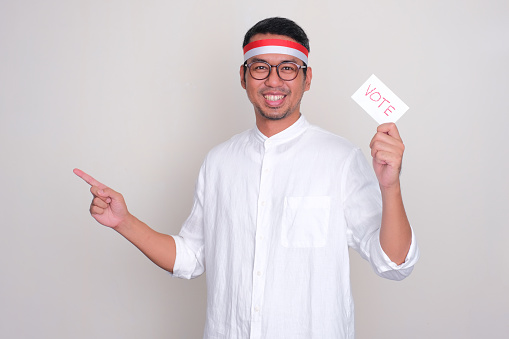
[369, 124, 412, 265]
[73, 168, 176, 272]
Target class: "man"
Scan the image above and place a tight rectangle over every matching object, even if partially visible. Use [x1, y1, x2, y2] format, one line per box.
[75, 17, 418, 339]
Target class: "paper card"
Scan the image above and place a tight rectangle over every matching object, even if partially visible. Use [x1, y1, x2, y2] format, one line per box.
[351, 74, 409, 124]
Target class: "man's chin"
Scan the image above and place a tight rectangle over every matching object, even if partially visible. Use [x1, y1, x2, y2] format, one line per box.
[261, 113, 287, 121]
[258, 107, 290, 121]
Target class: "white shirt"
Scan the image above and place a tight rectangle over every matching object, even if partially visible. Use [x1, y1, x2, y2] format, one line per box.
[171, 116, 419, 339]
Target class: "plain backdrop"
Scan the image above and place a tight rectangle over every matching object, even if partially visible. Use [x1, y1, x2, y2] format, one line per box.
[1, 0, 508, 338]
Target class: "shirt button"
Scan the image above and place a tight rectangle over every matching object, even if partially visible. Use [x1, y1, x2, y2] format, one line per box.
[257, 271, 262, 276]
[254, 306, 260, 312]
[260, 201, 266, 207]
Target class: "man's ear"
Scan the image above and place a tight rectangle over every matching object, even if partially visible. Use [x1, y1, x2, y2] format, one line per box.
[304, 66, 312, 92]
[240, 64, 246, 89]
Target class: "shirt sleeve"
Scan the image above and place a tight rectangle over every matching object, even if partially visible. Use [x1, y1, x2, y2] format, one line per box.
[168, 161, 207, 280]
[342, 148, 419, 281]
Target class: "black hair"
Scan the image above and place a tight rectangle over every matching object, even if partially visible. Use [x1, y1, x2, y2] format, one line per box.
[243, 17, 310, 53]
[242, 17, 310, 78]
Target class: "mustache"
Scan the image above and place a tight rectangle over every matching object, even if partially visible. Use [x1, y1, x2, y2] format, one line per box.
[259, 87, 290, 95]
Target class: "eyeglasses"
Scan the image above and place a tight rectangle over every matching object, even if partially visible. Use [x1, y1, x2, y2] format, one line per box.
[244, 61, 307, 81]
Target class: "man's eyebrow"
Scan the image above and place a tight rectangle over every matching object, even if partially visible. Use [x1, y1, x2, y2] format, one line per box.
[249, 57, 269, 63]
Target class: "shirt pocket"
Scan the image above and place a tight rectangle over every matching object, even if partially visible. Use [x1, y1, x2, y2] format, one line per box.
[281, 196, 331, 248]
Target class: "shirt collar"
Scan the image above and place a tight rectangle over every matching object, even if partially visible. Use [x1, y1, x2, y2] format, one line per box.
[252, 115, 309, 144]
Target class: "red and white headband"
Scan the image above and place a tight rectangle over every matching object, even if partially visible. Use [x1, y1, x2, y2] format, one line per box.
[243, 39, 309, 64]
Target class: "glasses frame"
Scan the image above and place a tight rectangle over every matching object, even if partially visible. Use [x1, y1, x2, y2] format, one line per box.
[244, 60, 307, 81]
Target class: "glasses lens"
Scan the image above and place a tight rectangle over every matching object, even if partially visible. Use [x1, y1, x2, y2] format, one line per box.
[249, 62, 270, 80]
[277, 62, 299, 81]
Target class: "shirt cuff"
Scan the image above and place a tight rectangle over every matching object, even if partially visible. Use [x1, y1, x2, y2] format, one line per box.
[167, 235, 183, 278]
[167, 235, 204, 279]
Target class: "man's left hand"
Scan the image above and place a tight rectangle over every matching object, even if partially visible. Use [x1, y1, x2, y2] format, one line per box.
[369, 123, 405, 190]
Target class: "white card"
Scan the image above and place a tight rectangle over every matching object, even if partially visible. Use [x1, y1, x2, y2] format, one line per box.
[351, 74, 409, 124]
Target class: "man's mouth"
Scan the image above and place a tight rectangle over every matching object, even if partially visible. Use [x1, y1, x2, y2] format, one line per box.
[263, 94, 286, 106]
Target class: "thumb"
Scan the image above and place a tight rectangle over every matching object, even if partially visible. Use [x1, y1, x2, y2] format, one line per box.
[96, 187, 119, 204]
[91, 185, 126, 208]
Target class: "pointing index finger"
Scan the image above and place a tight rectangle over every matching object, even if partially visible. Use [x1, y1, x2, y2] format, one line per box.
[73, 168, 107, 188]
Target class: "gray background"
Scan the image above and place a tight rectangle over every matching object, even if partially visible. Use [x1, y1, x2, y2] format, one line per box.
[1, 0, 508, 338]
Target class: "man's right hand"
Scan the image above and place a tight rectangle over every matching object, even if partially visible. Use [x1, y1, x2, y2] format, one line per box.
[73, 168, 176, 272]
[73, 168, 130, 229]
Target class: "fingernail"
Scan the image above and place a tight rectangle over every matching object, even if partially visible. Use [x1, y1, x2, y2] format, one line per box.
[98, 189, 104, 195]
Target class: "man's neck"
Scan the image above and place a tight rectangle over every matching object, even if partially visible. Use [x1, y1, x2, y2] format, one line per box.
[256, 112, 302, 138]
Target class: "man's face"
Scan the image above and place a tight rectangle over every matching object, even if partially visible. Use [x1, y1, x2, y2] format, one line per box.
[240, 33, 312, 122]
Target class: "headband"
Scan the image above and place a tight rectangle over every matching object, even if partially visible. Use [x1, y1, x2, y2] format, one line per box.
[243, 39, 309, 64]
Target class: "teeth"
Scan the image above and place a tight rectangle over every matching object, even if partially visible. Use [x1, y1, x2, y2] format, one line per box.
[264, 95, 285, 101]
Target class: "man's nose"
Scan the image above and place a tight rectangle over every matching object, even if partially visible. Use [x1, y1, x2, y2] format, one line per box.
[264, 66, 284, 87]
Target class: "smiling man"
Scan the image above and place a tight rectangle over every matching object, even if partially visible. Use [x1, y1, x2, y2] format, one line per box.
[241, 34, 311, 135]
[75, 17, 419, 339]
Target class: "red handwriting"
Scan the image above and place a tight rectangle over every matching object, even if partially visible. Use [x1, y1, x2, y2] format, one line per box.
[365, 84, 395, 116]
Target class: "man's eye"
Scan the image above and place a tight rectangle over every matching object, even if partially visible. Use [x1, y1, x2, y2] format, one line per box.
[280, 64, 297, 72]
[254, 65, 268, 71]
